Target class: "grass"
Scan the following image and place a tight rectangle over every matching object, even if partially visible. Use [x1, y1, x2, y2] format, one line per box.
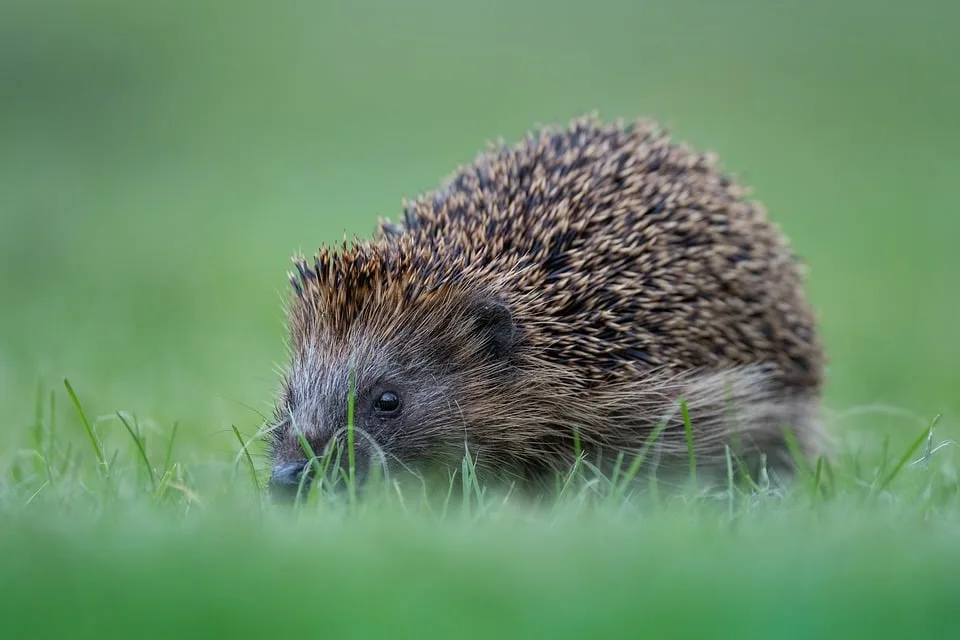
[2, 380, 959, 638]
[2, 0, 959, 637]
[2, 501, 958, 639]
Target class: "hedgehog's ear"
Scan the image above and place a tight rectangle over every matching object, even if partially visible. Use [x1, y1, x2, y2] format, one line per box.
[465, 298, 515, 361]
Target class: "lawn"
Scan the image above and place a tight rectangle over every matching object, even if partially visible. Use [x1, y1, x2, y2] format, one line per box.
[1, 0, 958, 637]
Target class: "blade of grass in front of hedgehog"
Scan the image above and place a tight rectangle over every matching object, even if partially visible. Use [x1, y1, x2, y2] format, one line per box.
[117, 411, 157, 492]
[571, 424, 584, 485]
[295, 428, 322, 507]
[615, 416, 670, 496]
[555, 453, 586, 503]
[232, 425, 261, 511]
[607, 451, 625, 489]
[821, 453, 836, 498]
[461, 445, 474, 515]
[680, 397, 697, 485]
[724, 443, 735, 521]
[439, 467, 457, 519]
[346, 359, 357, 507]
[63, 379, 108, 479]
[782, 425, 814, 491]
[602, 451, 629, 508]
[812, 455, 828, 500]
[876, 414, 941, 494]
[721, 379, 756, 488]
[646, 462, 662, 509]
[469, 446, 487, 516]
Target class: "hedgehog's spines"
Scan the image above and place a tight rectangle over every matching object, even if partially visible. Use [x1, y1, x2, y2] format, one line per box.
[288, 272, 302, 297]
[280, 114, 826, 475]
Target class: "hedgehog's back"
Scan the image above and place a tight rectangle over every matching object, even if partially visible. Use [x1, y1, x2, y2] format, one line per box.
[381, 115, 824, 394]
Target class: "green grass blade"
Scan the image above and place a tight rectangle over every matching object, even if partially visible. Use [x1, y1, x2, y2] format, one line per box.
[346, 359, 357, 507]
[724, 444, 735, 520]
[813, 455, 824, 500]
[63, 379, 108, 476]
[781, 425, 813, 487]
[571, 425, 583, 484]
[117, 412, 156, 492]
[162, 421, 179, 476]
[295, 430, 323, 506]
[232, 425, 262, 511]
[616, 417, 670, 495]
[680, 397, 697, 484]
[876, 415, 941, 493]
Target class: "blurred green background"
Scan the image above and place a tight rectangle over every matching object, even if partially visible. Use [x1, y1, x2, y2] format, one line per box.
[1, 0, 957, 457]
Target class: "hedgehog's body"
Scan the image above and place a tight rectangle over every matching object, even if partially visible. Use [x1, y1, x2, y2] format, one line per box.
[269, 116, 825, 493]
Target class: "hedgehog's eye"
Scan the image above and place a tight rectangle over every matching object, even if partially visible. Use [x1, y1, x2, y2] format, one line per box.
[374, 391, 401, 414]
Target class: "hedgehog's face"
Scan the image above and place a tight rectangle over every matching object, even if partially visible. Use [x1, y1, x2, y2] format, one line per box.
[267, 295, 516, 500]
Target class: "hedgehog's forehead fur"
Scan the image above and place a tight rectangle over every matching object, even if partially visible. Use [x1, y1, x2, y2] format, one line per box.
[286, 237, 517, 355]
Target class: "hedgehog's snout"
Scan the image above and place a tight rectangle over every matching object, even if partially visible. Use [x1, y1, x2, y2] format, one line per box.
[269, 427, 380, 502]
[269, 461, 310, 502]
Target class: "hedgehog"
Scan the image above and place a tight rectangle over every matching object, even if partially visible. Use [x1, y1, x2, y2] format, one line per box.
[267, 114, 826, 497]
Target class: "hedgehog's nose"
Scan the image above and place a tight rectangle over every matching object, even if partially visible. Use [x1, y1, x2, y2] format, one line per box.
[269, 461, 309, 501]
